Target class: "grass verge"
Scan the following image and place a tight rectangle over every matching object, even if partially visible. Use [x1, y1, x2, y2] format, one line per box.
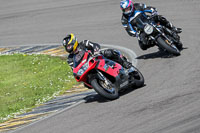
[0, 54, 77, 123]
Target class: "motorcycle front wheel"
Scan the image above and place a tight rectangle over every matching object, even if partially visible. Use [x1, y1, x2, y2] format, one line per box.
[157, 37, 180, 56]
[91, 78, 119, 100]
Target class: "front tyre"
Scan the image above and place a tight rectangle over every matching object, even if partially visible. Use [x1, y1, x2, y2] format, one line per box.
[91, 79, 119, 100]
[157, 37, 180, 56]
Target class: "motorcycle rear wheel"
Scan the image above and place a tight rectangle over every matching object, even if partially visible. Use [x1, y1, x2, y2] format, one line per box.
[91, 78, 119, 100]
[157, 37, 180, 56]
[130, 66, 145, 87]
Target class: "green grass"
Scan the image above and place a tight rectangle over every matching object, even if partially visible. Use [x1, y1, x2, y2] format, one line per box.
[0, 54, 77, 122]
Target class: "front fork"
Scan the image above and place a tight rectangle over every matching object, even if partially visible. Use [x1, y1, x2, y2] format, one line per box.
[96, 70, 110, 86]
[156, 28, 180, 51]
[96, 70, 117, 93]
[155, 26, 173, 44]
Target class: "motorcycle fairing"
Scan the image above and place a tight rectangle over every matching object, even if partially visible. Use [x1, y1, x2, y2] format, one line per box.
[73, 52, 125, 87]
[96, 59, 122, 78]
[73, 52, 97, 82]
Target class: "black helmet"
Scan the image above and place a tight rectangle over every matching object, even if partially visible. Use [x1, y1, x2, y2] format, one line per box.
[62, 33, 78, 54]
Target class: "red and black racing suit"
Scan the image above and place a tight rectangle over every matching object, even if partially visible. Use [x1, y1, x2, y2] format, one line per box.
[67, 40, 132, 70]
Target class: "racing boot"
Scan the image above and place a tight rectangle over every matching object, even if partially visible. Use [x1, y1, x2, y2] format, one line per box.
[174, 27, 182, 34]
[103, 49, 133, 69]
[167, 22, 182, 34]
[118, 56, 133, 69]
[156, 15, 182, 33]
[123, 61, 133, 69]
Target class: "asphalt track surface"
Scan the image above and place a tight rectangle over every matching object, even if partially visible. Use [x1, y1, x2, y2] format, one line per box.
[1, 0, 200, 133]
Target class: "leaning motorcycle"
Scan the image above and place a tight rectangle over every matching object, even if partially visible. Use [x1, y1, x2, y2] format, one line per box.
[134, 14, 182, 55]
[72, 50, 144, 100]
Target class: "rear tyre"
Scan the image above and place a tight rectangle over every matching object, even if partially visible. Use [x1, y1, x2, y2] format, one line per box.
[176, 41, 183, 50]
[131, 66, 144, 87]
[91, 79, 119, 100]
[157, 37, 180, 56]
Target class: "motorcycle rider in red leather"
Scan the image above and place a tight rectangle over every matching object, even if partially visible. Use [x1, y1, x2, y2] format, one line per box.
[120, 0, 182, 50]
[62, 33, 133, 70]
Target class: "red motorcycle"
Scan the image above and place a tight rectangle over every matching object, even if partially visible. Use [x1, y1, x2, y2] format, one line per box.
[73, 50, 144, 100]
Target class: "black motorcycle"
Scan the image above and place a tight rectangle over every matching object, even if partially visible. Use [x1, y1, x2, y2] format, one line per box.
[133, 14, 182, 55]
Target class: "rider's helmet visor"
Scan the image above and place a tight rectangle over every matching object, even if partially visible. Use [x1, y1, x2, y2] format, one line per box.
[123, 6, 132, 15]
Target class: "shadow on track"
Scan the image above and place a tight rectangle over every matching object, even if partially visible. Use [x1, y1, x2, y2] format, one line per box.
[84, 85, 145, 103]
[136, 48, 187, 60]
[137, 51, 176, 59]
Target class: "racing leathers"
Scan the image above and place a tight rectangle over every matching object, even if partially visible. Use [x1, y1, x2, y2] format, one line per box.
[121, 3, 182, 50]
[67, 40, 132, 70]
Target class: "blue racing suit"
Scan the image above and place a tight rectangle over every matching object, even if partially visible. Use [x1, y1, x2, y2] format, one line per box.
[121, 3, 157, 37]
[121, 3, 176, 50]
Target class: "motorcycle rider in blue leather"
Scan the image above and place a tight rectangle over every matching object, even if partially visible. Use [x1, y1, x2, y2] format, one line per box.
[120, 0, 182, 50]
